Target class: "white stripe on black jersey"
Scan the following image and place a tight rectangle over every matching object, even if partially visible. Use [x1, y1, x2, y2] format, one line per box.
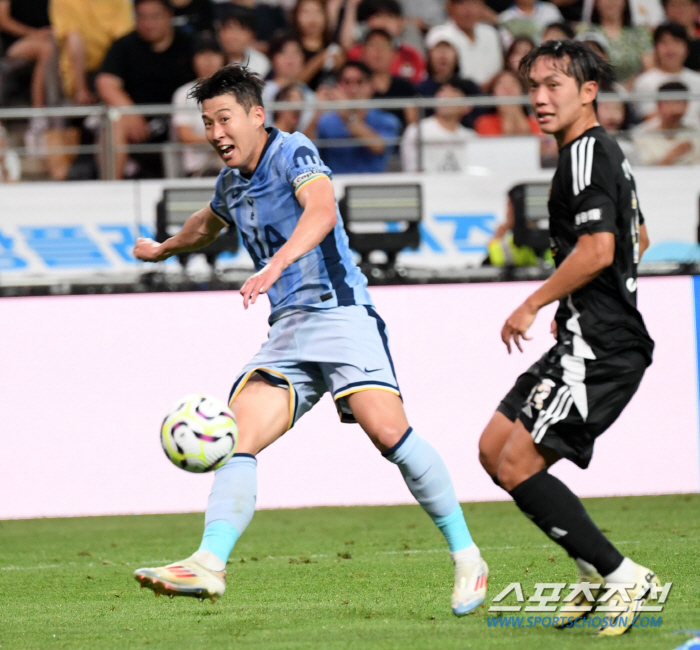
[548, 126, 654, 363]
[570, 135, 596, 196]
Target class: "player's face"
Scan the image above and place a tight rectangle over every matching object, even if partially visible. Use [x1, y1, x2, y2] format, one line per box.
[202, 94, 266, 169]
[527, 57, 597, 140]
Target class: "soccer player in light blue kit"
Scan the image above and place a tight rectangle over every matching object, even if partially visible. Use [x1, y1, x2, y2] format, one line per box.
[132, 65, 487, 615]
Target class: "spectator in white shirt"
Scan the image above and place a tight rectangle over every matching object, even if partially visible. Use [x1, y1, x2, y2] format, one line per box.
[633, 79, 700, 162]
[633, 22, 700, 121]
[498, 0, 563, 47]
[401, 78, 478, 172]
[425, 0, 503, 88]
[171, 34, 226, 176]
[215, 4, 270, 78]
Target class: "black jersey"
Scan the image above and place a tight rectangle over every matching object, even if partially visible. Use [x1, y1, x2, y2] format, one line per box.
[548, 125, 654, 364]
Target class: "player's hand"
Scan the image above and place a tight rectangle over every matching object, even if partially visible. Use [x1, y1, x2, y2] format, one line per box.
[501, 300, 538, 354]
[133, 237, 166, 262]
[550, 319, 558, 339]
[240, 258, 285, 309]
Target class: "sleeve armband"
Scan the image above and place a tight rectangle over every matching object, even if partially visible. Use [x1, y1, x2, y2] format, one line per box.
[292, 171, 328, 195]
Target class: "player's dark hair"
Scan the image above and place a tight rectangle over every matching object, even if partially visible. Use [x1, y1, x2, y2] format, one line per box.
[338, 60, 372, 81]
[188, 64, 265, 111]
[215, 4, 255, 32]
[364, 28, 394, 46]
[519, 39, 614, 90]
[134, 0, 173, 11]
[654, 21, 689, 45]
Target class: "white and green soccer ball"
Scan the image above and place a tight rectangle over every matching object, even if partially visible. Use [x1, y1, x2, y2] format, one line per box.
[161, 394, 238, 473]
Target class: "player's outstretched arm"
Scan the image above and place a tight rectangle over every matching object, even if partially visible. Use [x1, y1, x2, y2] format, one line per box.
[133, 205, 225, 262]
[501, 232, 615, 353]
[239, 176, 337, 308]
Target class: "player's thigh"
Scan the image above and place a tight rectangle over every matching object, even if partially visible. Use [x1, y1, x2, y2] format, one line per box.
[229, 375, 290, 455]
[478, 411, 515, 477]
[497, 420, 561, 491]
[345, 389, 409, 453]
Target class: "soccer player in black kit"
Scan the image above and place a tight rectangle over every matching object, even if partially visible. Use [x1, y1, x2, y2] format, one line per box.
[478, 40, 660, 635]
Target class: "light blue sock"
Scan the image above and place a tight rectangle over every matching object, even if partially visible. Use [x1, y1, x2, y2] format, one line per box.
[383, 428, 474, 552]
[197, 454, 257, 564]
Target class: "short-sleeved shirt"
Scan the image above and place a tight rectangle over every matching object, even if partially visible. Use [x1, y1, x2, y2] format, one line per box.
[50, 0, 134, 97]
[548, 125, 654, 362]
[372, 75, 416, 127]
[316, 109, 401, 174]
[210, 128, 373, 320]
[100, 29, 195, 105]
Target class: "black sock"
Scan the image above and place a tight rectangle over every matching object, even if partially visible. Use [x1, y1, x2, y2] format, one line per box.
[509, 470, 623, 576]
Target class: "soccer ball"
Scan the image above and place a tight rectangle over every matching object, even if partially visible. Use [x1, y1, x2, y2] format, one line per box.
[161, 394, 238, 473]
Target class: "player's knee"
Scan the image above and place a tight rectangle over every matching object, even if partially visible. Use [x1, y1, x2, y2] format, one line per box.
[369, 421, 406, 452]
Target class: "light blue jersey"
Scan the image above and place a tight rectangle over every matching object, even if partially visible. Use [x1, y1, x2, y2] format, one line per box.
[210, 128, 373, 320]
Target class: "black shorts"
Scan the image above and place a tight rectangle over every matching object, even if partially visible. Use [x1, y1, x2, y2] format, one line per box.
[497, 344, 647, 469]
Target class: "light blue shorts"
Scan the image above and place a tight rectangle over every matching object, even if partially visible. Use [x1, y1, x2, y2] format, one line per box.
[228, 305, 401, 428]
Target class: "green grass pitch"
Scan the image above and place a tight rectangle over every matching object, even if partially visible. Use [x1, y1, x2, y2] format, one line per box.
[1, 494, 698, 650]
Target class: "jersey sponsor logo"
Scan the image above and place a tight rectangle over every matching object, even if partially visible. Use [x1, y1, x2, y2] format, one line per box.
[293, 146, 320, 169]
[292, 170, 326, 194]
[571, 136, 596, 196]
[626, 277, 638, 293]
[574, 208, 601, 226]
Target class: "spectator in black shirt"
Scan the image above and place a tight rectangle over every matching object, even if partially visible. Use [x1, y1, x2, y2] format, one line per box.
[0, 0, 53, 109]
[97, 0, 194, 178]
[362, 28, 417, 126]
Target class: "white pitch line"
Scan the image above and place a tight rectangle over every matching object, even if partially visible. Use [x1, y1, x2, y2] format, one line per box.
[0, 537, 692, 572]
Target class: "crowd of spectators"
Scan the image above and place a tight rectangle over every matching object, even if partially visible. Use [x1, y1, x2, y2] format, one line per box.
[0, 0, 700, 181]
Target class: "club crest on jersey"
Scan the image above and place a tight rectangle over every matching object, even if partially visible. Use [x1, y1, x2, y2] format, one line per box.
[293, 146, 320, 168]
[526, 378, 556, 412]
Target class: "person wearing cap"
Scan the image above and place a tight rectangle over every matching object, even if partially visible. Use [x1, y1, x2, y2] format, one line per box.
[171, 33, 226, 176]
[633, 21, 700, 120]
[215, 3, 270, 78]
[425, 0, 503, 88]
[96, 0, 195, 178]
[400, 78, 478, 172]
[577, 0, 653, 86]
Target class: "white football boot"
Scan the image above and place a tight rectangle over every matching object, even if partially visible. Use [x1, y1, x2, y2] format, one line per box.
[451, 549, 489, 616]
[598, 563, 661, 636]
[134, 556, 226, 603]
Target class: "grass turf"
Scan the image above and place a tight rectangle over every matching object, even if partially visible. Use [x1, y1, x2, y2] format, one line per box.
[0, 494, 698, 650]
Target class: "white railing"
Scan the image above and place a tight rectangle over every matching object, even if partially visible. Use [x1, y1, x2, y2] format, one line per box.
[1, 90, 699, 180]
